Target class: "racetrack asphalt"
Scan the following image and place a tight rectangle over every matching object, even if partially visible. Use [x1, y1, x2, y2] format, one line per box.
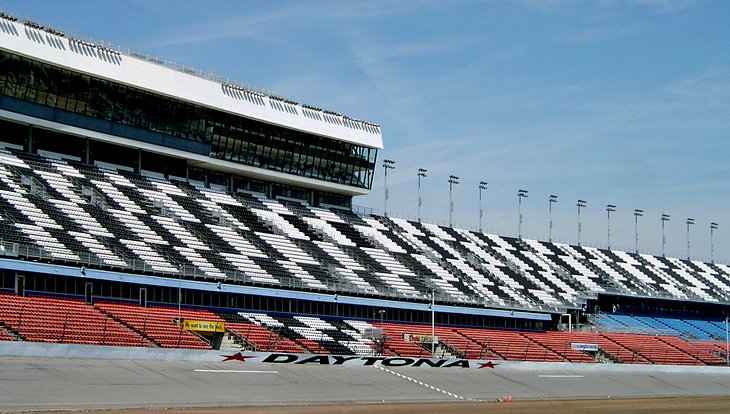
[2, 354, 730, 411]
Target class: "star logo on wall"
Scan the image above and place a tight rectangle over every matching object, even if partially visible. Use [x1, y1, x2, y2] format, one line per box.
[478, 361, 499, 369]
[221, 352, 256, 362]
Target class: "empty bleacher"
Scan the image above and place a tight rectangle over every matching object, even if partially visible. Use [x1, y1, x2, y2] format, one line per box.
[558, 330, 650, 364]
[601, 333, 700, 365]
[95, 301, 217, 349]
[593, 312, 729, 341]
[225, 312, 379, 355]
[693, 341, 729, 363]
[658, 335, 726, 365]
[1, 292, 727, 365]
[521, 331, 596, 363]
[0, 328, 13, 341]
[1, 149, 730, 313]
[218, 313, 307, 353]
[369, 322, 435, 358]
[458, 327, 564, 362]
[0, 292, 146, 346]
[1, 149, 730, 368]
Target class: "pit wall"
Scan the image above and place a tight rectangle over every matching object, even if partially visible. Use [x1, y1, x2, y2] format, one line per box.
[2, 341, 728, 375]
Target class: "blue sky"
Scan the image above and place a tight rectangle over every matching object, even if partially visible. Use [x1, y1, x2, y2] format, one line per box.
[4, 0, 729, 261]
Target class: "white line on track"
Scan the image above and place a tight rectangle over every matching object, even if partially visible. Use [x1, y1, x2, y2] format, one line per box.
[537, 374, 584, 378]
[193, 369, 279, 374]
[375, 365, 479, 402]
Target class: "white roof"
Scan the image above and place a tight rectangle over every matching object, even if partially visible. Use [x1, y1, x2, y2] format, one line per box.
[0, 18, 383, 150]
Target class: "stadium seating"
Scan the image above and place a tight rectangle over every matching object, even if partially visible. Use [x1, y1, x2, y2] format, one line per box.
[457, 327, 564, 362]
[601, 333, 700, 365]
[2, 291, 728, 366]
[2, 149, 730, 367]
[658, 335, 726, 365]
[95, 301, 217, 349]
[0, 292, 146, 346]
[226, 311, 380, 355]
[370, 321, 486, 359]
[522, 331, 596, 363]
[2, 149, 730, 312]
[370, 322, 435, 358]
[0, 326, 15, 340]
[693, 341, 729, 363]
[651, 316, 723, 340]
[593, 312, 728, 341]
[556, 330, 651, 364]
[218, 314, 307, 353]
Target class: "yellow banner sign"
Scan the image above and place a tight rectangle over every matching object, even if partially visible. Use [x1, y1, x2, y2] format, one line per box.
[183, 320, 225, 333]
[406, 333, 437, 343]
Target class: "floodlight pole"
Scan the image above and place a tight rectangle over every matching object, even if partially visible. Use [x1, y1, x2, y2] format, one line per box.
[712, 223, 717, 262]
[726, 316, 729, 365]
[479, 181, 488, 233]
[178, 273, 181, 320]
[518, 189, 528, 238]
[661, 213, 670, 257]
[577, 200, 587, 246]
[634, 209, 643, 254]
[417, 168, 427, 222]
[382, 160, 395, 216]
[431, 290, 435, 355]
[606, 204, 616, 250]
[549, 195, 557, 242]
[686, 218, 694, 260]
[448, 175, 459, 227]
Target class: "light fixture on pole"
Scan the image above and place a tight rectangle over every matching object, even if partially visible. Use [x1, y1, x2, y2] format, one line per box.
[576, 200, 587, 246]
[606, 204, 616, 250]
[661, 213, 671, 257]
[417, 168, 427, 222]
[382, 159, 395, 216]
[448, 175, 459, 227]
[518, 189, 528, 238]
[634, 209, 643, 254]
[711, 222, 719, 264]
[479, 181, 488, 233]
[686, 217, 695, 259]
[549, 195, 558, 242]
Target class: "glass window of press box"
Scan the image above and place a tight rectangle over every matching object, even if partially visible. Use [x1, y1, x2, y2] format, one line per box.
[0, 50, 377, 190]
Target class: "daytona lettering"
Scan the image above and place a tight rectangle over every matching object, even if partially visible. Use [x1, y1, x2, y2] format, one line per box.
[230, 353, 497, 369]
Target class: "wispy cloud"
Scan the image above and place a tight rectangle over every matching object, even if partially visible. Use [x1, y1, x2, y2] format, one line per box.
[567, 24, 642, 43]
[662, 67, 730, 103]
[521, 0, 699, 13]
[599, 0, 700, 13]
[144, 8, 295, 48]
[144, 1, 431, 49]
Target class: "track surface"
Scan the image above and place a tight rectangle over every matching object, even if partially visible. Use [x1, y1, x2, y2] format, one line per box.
[2, 355, 730, 412]
[45, 398, 730, 414]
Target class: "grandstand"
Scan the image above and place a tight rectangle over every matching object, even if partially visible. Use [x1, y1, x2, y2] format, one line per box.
[0, 12, 728, 369]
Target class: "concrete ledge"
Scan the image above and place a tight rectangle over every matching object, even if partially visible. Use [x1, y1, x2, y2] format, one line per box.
[0, 341, 223, 362]
[2, 342, 729, 375]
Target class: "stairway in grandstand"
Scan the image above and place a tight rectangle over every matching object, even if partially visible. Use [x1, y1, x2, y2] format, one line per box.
[1, 149, 730, 312]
